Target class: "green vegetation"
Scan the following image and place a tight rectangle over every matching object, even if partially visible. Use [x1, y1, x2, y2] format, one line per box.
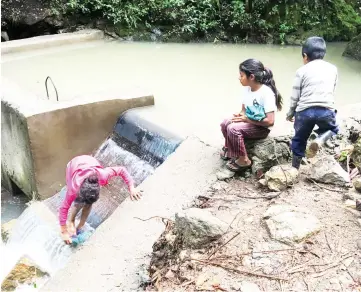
[56, 0, 361, 43]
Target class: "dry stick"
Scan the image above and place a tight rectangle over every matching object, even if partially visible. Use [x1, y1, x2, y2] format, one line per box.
[192, 259, 288, 282]
[134, 216, 173, 222]
[235, 193, 282, 200]
[226, 210, 243, 232]
[303, 276, 311, 292]
[208, 232, 241, 259]
[308, 178, 343, 193]
[311, 255, 353, 278]
[239, 248, 297, 256]
[324, 232, 333, 252]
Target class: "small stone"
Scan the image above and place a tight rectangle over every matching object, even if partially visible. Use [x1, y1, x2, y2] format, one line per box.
[165, 270, 175, 279]
[310, 156, 350, 186]
[344, 199, 356, 209]
[175, 208, 228, 248]
[195, 271, 221, 291]
[353, 177, 361, 193]
[258, 179, 267, 187]
[264, 205, 322, 244]
[240, 281, 261, 292]
[179, 250, 190, 261]
[242, 256, 253, 268]
[216, 168, 235, 181]
[264, 165, 299, 191]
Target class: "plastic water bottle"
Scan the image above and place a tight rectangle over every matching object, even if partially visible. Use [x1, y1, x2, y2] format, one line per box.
[71, 230, 93, 247]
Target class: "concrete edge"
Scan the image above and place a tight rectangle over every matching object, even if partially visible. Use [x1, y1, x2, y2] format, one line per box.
[1, 77, 155, 117]
[1, 30, 104, 55]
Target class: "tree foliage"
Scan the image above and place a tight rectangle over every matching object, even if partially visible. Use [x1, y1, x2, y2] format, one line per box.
[58, 0, 361, 42]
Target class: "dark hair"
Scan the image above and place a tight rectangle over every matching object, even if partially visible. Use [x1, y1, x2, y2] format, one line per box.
[302, 36, 326, 61]
[239, 58, 283, 111]
[77, 174, 100, 205]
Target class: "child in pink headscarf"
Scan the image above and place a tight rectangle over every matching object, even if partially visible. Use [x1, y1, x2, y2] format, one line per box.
[59, 155, 141, 244]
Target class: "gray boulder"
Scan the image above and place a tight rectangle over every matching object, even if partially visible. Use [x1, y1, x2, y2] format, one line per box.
[246, 136, 292, 177]
[343, 33, 361, 61]
[175, 208, 228, 248]
[264, 205, 322, 244]
[310, 156, 350, 186]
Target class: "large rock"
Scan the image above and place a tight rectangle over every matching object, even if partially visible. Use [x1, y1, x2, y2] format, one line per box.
[175, 208, 228, 248]
[264, 164, 299, 191]
[246, 136, 292, 177]
[354, 177, 361, 193]
[343, 33, 361, 61]
[263, 205, 322, 244]
[1, 257, 47, 291]
[310, 156, 350, 186]
[1, 0, 51, 26]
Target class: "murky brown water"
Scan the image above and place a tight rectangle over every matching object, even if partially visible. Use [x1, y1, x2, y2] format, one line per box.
[2, 40, 361, 145]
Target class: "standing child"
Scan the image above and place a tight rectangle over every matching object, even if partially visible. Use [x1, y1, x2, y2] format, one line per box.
[220, 58, 283, 171]
[286, 36, 339, 169]
[59, 155, 141, 244]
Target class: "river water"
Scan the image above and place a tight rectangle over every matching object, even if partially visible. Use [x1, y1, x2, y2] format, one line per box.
[2, 40, 361, 146]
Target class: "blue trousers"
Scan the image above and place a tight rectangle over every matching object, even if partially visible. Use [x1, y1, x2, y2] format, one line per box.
[291, 107, 339, 157]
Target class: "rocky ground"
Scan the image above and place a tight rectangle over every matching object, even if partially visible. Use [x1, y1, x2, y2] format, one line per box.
[146, 131, 361, 291]
[146, 171, 361, 292]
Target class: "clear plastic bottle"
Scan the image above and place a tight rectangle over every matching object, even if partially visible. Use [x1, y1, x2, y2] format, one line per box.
[71, 231, 92, 247]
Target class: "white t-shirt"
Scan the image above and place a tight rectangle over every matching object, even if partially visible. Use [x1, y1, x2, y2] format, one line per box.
[242, 85, 277, 129]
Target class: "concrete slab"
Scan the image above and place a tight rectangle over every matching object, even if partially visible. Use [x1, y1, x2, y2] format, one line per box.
[1, 77, 154, 199]
[1, 30, 104, 55]
[41, 137, 222, 292]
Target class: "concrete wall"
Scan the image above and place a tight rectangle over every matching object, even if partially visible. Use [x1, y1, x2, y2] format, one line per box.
[1, 101, 37, 197]
[2, 77, 154, 200]
[1, 30, 104, 55]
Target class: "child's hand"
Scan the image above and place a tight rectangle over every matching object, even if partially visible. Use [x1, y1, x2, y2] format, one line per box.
[233, 113, 241, 117]
[68, 222, 77, 236]
[61, 231, 72, 244]
[286, 116, 295, 122]
[232, 114, 247, 123]
[129, 187, 142, 201]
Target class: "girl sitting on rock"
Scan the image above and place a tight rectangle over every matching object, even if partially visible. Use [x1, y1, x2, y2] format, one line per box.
[220, 58, 283, 171]
[59, 155, 141, 244]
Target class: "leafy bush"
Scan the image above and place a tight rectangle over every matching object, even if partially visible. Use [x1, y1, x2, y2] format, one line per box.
[55, 0, 361, 42]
